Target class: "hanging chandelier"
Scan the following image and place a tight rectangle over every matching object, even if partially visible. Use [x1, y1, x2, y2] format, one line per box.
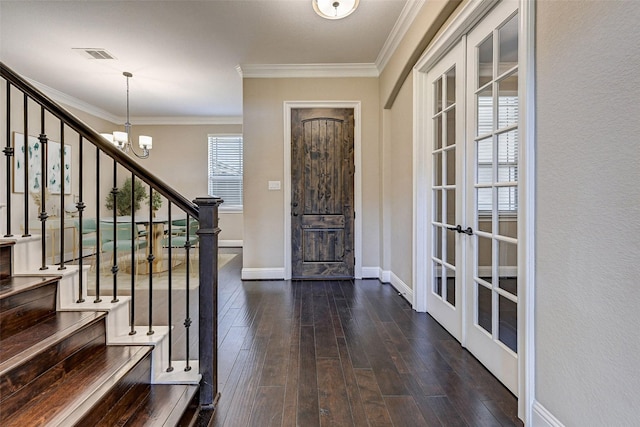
[313, 0, 359, 20]
[102, 71, 152, 159]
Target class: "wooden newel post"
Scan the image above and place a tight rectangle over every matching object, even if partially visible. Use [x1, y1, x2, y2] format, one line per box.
[195, 196, 223, 407]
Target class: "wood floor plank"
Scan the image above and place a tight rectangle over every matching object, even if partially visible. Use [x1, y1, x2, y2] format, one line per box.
[336, 337, 368, 426]
[427, 395, 468, 427]
[317, 358, 353, 426]
[259, 317, 292, 387]
[354, 369, 393, 427]
[385, 395, 429, 426]
[297, 325, 319, 426]
[313, 293, 339, 359]
[248, 386, 285, 427]
[281, 284, 301, 427]
[221, 336, 270, 427]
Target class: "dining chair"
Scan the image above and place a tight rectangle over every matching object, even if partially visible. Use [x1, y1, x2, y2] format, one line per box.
[162, 219, 199, 273]
[100, 221, 148, 276]
[74, 218, 99, 270]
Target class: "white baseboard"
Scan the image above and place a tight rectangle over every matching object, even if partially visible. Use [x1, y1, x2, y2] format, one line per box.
[241, 267, 285, 280]
[379, 269, 413, 305]
[532, 401, 565, 427]
[220, 239, 243, 247]
[380, 269, 391, 283]
[361, 266, 381, 279]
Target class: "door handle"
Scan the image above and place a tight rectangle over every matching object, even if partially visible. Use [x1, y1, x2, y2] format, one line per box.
[446, 225, 473, 235]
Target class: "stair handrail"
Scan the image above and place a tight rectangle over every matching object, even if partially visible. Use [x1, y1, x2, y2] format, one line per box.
[0, 62, 198, 219]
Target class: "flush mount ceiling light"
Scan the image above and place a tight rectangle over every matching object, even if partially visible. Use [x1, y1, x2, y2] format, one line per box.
[313, 0, 359, 20]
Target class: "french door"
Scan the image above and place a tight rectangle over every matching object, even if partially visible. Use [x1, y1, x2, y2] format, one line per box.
[422, 0, 521, 396]
[425, 43, 465, 341]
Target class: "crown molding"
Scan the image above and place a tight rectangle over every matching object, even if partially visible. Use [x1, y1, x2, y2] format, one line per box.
[375, 0, 426, 73]
[26, 77, 120, 123]
[238, 63, 379, 78]
[25, 77, 242, 126]
[133, 116, 243, 125]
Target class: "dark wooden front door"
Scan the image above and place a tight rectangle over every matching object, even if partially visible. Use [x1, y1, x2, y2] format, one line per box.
[291, 108, 354, 279]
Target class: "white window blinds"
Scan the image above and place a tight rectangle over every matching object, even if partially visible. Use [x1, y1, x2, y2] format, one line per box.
[208, 135, 243, 208]
[477, 96, 518, 212]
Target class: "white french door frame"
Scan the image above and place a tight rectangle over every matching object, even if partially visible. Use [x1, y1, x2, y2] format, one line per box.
[412, 0, 535, 422]
[283, 101, 363, 280]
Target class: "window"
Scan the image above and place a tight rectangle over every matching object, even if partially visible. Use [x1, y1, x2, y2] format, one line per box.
[477, 95, 518, 212]
[208, 135, 243, 209]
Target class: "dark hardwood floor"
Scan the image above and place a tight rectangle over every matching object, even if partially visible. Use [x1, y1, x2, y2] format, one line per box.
[212, 249, 523, 427]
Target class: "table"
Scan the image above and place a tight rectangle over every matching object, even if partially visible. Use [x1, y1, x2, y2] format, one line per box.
[116, 215, 168, 274]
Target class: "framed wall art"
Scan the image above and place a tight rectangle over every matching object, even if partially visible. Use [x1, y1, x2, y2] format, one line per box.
[13, 132, 72, 195]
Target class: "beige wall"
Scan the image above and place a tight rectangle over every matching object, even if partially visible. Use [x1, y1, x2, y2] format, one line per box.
[383, 76, 414, 287]
[242, 77, 380, 272]
[0, 90, 243, 246]
[132, 123, 243, 244]
[378, 1, 463, 289]
[535, 1, 640, 425]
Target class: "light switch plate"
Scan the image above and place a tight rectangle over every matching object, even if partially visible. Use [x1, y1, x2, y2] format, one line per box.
[268, 180, 281, 190]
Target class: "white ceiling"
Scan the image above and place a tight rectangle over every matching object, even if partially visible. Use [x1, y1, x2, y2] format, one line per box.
[0, 0, 413, 123]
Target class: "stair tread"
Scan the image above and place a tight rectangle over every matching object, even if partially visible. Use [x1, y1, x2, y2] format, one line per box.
[0, 275, 61, 299]
[0, 310, 105, 373]
[96, 383, 199, 427]
[2, 344, 152, 427]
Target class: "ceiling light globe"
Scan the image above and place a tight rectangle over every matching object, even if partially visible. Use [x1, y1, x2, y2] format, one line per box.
[313, 0, 359, 20]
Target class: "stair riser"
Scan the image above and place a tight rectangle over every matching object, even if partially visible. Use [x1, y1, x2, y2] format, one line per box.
[0, 318, 106, 403]
[10, 236, 42, 274]
[0, 282, 57, 338]
[0, 243, 11, 279]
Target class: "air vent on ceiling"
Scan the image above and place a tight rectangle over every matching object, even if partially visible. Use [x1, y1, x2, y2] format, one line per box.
[73, 48, 116, 60]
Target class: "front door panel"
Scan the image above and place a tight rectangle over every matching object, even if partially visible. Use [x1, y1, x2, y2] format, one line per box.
[291, 108, 354, 278]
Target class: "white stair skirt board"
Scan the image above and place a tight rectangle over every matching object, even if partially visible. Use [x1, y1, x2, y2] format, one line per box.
[219, 239, 243, 248]
[532, 401, 565, 427]
[241, 267, 285, 280]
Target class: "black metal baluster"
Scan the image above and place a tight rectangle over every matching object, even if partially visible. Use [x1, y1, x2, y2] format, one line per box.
[129, 173, 137, 336]
[58, 122, 66, 270]
[4, 81, 13, 237]
[95, 147, 102, 303]
[147, 186, 154, 336]
[184, 213, 192, 371]
[166, 203, 173, 372]
[22, 94, 29, 237]
[38, 107, 48, 270]
[76, 135, 85, 303]
[111, 160, 119, 303]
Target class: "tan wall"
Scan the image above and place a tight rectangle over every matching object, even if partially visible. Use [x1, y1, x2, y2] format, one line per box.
[378, 1, 463, 289]
[535, 1, 640, 424]
[0, 88, 243, 249]
[383, 77, 414, 287]
[242, 77, 380, 271]
[132, 123, 243, 244]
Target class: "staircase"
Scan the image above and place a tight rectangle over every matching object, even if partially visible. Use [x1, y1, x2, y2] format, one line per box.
[0, 240, 200, 425]
[1, 62, 222, 425]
